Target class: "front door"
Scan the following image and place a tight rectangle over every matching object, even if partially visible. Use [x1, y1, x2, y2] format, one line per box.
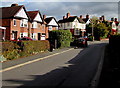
[12, 31, 17, 40]
[38, 33, 41, 40]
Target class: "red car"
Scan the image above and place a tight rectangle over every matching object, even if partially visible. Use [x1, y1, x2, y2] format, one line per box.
[19, 37, 33, 41]
[11, 37, 33, 42]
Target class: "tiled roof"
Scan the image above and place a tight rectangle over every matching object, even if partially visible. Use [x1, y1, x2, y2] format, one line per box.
[27, 11, 39, 21]
[82, 18, 89, 23]
[0, 5, 23, 19]
[44, 17, 53, 24]
[58, 16, 85, 23]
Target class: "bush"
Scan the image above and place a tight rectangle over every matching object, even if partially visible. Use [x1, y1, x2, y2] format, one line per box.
[49, 30, 72, 48]
[1, 42, 19, 52]
[21, 40, 50, 56]
[1, 40, 50, 60]
[2, 49, 20, 60]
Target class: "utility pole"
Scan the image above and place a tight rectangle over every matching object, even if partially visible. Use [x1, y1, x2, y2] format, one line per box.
[92, 21, 94, 41]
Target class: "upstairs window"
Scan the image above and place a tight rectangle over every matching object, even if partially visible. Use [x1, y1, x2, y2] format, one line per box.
[32, 22, 37, 28]
[13, 19, 16, 26]
[20, 19, 28, 27]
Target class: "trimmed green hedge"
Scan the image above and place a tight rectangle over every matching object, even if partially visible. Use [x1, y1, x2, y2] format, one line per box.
[21, 40, 50, 56]
[49, 30, 72, 48]
[1, 40, 50, 60]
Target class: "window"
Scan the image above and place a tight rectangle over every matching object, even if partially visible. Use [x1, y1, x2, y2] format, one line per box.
[13, 19, 16, 26]
[20, 19, 28, 27]
[67, 22, 70, 26]
[32, 22, 37, 28]
[48, 26, 52, 31]
[74, 29, 80, 35]
[20, 33, 23, 38]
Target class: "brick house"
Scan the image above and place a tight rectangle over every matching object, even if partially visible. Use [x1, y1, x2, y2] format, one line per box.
[58, 13, 86, 38]
[43, 15, 59, 31]
[0, 4, 49, 40]
[27, 11, 48, 40]
[0, 4, 30, 40]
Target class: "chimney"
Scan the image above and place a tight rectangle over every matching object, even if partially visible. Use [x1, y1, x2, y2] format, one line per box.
[80, 15, 82, 19]
[66, 13, 70, 18]
[86, 14, 89, 19]
[43, 15, 46, 20]
[115, 18, 117, 22]
[11, 4, 18, 7]
[111, 17, 114, 21]
[102, 15, 105, 21]
[63, 16, 66, 19]
[99, 17, 102, 20]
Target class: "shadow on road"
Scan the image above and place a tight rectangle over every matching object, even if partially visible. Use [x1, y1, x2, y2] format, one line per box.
[3, 43, 107, 88]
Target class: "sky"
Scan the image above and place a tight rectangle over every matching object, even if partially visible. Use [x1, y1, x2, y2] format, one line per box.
[0, 0, 120, 21]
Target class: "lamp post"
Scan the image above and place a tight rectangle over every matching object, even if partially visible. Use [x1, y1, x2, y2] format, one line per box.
[91, 20, 94, 41]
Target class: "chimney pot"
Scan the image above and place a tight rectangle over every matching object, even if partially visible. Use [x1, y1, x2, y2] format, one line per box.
[80, 15, 82, 18]
[66, 13, 70, 18]
[43, 15, 46, 20]
[11, 4, 18, 7]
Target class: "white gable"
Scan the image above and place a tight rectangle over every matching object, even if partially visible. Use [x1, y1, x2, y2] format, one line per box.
[48, 18, 58, 26]
[34, 13, 42, 22]
[15, 8, 28, 19]
[86, 19, 90, 24]
[112, 22, 117, 29]
[73, 18, 79, 23]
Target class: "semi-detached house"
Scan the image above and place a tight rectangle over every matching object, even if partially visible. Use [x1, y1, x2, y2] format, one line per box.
[27, 11, 48, 40]
[0, 4, 48, 41]
[58, 13, 87, 38]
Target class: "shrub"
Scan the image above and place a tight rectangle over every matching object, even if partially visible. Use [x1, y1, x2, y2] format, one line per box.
[49, 30, 72, 48]
[1, 40, 50, 60]
[2, 49, 20, 60]
[1, 42, 19, 52]
[21, 40, 50, 56]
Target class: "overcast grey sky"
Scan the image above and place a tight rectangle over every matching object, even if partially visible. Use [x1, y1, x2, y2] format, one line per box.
[1, 1, 119, 21]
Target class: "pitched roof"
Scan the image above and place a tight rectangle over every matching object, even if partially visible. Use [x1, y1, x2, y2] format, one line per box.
[45, 17, 58, 25]
[44, 17, 53, 24]
[58, 16, 85, 23]
[27, 11, 38, 21]
[82, 18, 89, 23]
[0, 5, 24, 19]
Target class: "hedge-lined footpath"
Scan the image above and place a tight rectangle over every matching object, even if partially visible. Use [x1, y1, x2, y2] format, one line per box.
[1, 40, 50, 61]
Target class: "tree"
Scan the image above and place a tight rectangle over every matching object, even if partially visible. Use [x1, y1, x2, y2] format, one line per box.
[94, 23, 108, 40]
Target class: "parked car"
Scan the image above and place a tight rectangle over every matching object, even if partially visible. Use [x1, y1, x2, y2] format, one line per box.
[80, 36, 88, 40]
[19, 37, 33, 41]
[71, 38, 88, 48]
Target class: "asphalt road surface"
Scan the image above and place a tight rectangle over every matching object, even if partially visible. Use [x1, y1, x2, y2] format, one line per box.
[2, 41, 108, 88]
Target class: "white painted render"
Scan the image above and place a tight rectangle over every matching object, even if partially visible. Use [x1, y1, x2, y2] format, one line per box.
[59, 18, 86, 30]
[48, 18, 58, 26]
[15, 8, 28, 19]
[34, 13, 42, 22]
[112, 22, 117, 30]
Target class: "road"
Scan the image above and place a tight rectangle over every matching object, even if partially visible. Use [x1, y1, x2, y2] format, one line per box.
[2, 40, 108, 88]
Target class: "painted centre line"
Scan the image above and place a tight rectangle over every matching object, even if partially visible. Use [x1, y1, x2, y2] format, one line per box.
[0, 48, 74, 73]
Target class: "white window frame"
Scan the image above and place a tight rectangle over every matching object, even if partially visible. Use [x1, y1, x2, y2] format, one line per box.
[74, 29, 80, 35]
[20, 19, 28, 27]
[32, 22, 37, 28]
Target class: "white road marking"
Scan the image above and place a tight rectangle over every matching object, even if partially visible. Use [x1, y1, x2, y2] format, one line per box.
[0, 48, 74, 73]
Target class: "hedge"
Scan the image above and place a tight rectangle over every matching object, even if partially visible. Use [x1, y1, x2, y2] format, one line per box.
[49, 30, 72, 48]
[109, 34, 120, 49]
[21, 40, 50, 56]
[1, 40, 50, 60]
